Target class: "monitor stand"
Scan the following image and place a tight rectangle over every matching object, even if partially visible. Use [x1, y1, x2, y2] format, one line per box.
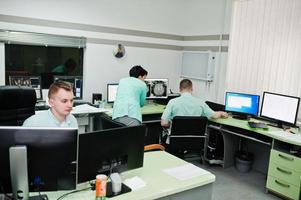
[232, 114, 249, 120]
[9, 146, 48, 200]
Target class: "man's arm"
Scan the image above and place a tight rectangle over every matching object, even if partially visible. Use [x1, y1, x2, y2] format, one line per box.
[161, 119, 170, 128]
[211, 111, 228, 119]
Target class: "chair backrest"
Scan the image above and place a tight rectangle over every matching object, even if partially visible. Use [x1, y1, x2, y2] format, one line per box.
[169, 116, 208, 155]
[205, 101, 225, 111]
[0, 86, 36, 126]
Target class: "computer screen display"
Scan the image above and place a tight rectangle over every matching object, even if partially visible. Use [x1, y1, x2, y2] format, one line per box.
[260, 92, 300, 126]
[9, 76, 42, 100]
[78, 125, 145, 183]
[107, 83, 119, 103]
[145, 78, 168, 99]
[225, 92, 260, 116]
[0, 127, 77, 195]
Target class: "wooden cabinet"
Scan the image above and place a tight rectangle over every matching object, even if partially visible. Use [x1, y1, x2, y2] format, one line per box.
[267, 149, 301, 200]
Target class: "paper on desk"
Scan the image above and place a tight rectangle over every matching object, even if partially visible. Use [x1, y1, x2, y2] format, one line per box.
[269, 131, 301, 142]
[163, 163, 210, 181]
[123, 176, 146, 191]
[72, 104, 100, 112]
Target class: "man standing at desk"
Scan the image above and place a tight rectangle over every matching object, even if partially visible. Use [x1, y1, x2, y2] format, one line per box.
[161, 79, 228, 141]
[23, 81, 78, 128]
[112, 65, 148, 126]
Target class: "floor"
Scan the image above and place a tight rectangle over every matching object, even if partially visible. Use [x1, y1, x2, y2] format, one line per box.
[190, 160, 282, 200]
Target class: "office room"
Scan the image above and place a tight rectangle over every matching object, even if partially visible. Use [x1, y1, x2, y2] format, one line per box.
[0, 0, 301, 200]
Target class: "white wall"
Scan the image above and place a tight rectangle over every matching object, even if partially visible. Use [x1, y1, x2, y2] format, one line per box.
[0, 0, 232, 102]
[226, 0, 301, 117]
[84, 44, 181, 101]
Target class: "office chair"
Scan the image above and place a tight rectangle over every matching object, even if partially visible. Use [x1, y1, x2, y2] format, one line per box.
[144, 144, 165, 152]
[205, 101, 225, 111]
[168, 116, 208, 160]
[0, 86, 37, 126]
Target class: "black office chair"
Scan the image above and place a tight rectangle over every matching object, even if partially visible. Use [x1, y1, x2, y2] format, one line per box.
[0, 86, 36, 126]
[205, 101, 225, 111]
[168, 116, 208, 160]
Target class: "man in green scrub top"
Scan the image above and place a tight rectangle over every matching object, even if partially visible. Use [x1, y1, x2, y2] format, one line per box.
[161, 79, 228, 143]
[52, 58, 76, 74]
[23, 81, 78, 128]
[112, 65, 148, 126]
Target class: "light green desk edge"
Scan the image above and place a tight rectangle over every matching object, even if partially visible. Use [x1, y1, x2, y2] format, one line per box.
[42, 151, 215, 200]
[210, 117, 301, 146]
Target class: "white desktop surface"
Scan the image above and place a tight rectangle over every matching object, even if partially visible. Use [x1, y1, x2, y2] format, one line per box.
[42, 151, 215, 200]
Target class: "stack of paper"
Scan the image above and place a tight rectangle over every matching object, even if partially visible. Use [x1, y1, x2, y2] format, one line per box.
[163, 163, 210, 181]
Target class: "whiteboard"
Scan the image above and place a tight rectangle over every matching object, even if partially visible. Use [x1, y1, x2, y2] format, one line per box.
[181, 51, 214, 81]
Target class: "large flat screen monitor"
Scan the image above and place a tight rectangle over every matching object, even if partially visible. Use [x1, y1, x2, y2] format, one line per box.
[0, 127, 77, 199]
[145, 78, 168, 99]
[78, 125, 146, 183]
[260, 92, 300, 127]
[225, 92, 260, 119]
[107, 83, 119, 103]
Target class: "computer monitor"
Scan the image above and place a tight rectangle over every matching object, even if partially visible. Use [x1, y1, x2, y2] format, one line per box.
[9, 76, 42, 100]
[107, 83, 119, 103]
[78, 125, 146, 183]
[260, 92, 300, 127]
[145, 78, 168, 99]
[53, 76, 83, 99]
[0, 127, 77, 199]
[225, 92, 260, 120]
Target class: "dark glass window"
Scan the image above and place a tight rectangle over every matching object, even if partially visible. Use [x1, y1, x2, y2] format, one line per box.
[5, 44, 83, 89]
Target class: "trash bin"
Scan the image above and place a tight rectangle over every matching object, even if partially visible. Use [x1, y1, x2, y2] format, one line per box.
[235, 151, 254, 173]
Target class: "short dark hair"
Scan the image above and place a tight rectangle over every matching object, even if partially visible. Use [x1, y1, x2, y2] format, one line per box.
[129, 65, 148, 78]
[180, 79, 193, 90]
[48, 81, 73, 99]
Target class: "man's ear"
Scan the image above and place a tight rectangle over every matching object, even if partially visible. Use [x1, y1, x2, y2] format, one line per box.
[48, 98, 54, 107]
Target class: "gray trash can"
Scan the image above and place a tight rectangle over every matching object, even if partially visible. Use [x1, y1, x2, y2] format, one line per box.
[235, 151, 254, 173]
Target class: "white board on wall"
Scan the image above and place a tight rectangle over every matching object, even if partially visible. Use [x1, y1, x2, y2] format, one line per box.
[181, 51, 215, 81]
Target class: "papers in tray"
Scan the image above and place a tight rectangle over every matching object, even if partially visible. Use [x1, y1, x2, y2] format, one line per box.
[72, 104, 111, 114]
[123, 176, 146, 191]
[163, 163, 210, 181]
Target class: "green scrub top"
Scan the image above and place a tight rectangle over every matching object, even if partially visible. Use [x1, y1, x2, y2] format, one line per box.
[23, 109, 78, 128]
[161, 92, 214, 121]
[112, 77, 148, 122]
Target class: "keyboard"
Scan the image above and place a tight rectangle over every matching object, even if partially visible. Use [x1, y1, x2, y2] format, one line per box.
[248, 121, 268, 129]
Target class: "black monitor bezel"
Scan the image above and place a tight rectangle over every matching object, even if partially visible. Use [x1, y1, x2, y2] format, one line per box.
[260, 91, 300, 126]
[225, 91, 260, 116]
[107, 83, 119, 103]
[78, 125, 145, 183]
[0, 126, 78, 193]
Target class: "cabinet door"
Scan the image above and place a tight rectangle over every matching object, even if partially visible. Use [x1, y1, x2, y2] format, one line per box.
[270, 150, 301, 172]
[268, 162, 301, 187]
[267, 176, 300, 200]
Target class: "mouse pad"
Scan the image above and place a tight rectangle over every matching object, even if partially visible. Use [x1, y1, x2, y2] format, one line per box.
[106, 182, 131, 197]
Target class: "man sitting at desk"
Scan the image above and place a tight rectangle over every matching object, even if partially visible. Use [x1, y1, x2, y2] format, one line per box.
[161, 79, 228, 143]
[23, 81, 78, 128]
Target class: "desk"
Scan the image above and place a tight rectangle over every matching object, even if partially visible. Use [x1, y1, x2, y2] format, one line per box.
[205, 116, 301, 199]
[42, 151, 215, 200]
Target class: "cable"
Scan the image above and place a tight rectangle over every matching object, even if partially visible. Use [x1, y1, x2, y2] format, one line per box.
[56, 186, 92, 200]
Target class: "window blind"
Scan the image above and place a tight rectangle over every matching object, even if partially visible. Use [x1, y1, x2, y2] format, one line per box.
[0, 30, 86, 48]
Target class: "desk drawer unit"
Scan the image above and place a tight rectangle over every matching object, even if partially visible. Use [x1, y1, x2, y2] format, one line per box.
[267, 149, 301, 200]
